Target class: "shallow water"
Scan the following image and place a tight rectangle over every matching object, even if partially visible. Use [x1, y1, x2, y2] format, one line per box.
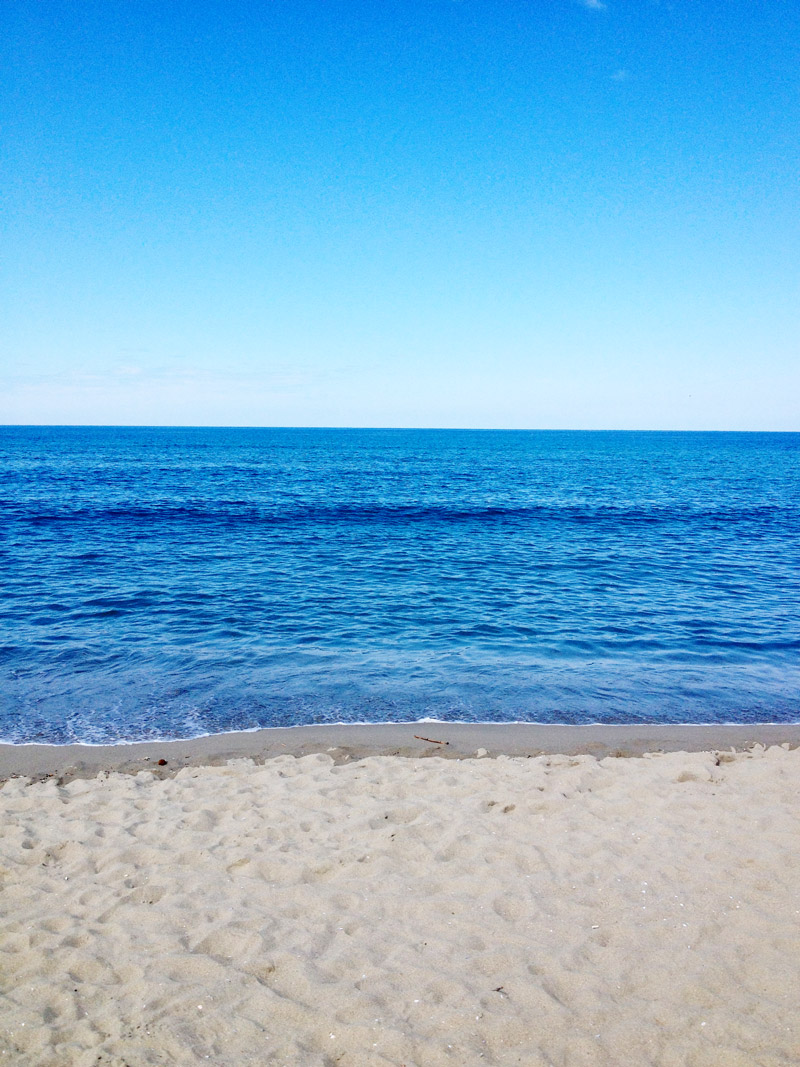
[1, 427, 799, 742]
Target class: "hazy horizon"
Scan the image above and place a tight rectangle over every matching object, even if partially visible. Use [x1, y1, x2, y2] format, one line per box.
[2, 424, 797, 435]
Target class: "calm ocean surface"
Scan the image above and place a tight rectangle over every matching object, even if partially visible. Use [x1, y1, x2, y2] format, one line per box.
[1, 427, 799, 743]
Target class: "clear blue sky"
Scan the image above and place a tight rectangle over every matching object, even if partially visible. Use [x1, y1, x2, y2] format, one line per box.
[3, 0, 798, 428]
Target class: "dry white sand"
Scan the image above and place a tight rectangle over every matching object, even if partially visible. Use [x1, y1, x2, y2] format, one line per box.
[2, 743, 799, 1066]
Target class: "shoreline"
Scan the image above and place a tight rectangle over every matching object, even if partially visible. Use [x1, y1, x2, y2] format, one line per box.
[3, 720, 800, 782]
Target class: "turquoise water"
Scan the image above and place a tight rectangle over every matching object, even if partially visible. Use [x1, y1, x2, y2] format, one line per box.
[1, 427, 799, 742]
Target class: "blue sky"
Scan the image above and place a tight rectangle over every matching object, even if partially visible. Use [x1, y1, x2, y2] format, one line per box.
[2, 0, 798, 428]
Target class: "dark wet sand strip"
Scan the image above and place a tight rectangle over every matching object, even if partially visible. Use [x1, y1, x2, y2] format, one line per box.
[3, 721, 799, 782]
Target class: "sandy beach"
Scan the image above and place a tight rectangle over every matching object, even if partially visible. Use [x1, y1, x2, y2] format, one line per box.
[2, 725, 799, 1066]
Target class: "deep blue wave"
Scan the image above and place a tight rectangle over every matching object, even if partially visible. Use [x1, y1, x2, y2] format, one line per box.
[2, 501, 794, 525]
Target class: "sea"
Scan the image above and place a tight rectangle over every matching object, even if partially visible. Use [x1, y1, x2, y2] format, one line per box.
[1, 426, 799, 744]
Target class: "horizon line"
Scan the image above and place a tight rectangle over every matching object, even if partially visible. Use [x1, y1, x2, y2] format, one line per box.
[0, 424, 797, 434]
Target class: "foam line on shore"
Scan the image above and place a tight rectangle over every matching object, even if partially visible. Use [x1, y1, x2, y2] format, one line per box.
[3, 721, 800, 782]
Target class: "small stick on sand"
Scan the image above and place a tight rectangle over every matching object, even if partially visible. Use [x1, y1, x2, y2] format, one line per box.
[414, 735, 449, 745]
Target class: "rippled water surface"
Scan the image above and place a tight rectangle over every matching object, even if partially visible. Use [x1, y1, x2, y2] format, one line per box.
[1, 427, 799, 742]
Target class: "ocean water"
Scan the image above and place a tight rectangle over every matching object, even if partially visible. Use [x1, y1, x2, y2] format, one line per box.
[1, 426, 799, 744]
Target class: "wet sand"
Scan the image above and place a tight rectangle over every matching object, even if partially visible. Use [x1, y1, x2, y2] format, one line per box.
[3, 720, 800, 782]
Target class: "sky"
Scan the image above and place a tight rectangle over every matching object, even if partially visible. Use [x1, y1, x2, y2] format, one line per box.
[2, 0, 798, 429]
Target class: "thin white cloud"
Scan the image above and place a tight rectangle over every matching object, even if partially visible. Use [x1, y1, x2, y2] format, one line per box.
[579, 0, 607, 9]
[611, 68, 630, 81]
